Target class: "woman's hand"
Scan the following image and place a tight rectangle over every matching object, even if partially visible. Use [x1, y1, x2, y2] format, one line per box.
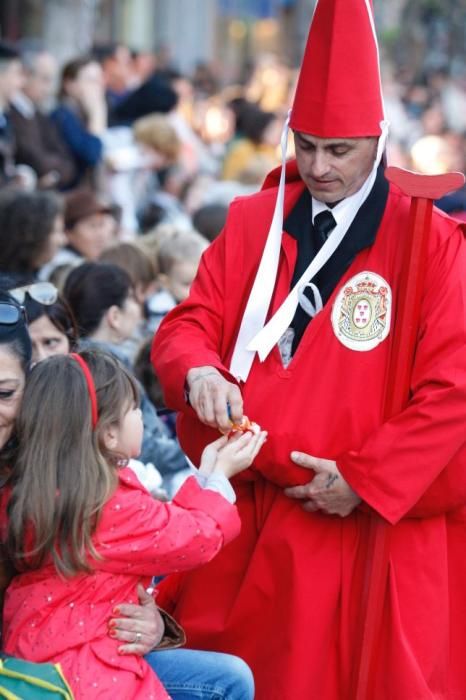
[108, 584, 165, 655]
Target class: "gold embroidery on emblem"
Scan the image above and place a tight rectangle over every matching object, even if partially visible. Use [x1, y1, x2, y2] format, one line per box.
[331, 272, 391, 351]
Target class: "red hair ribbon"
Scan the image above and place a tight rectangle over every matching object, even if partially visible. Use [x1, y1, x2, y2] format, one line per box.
[70, 353, 98, 429]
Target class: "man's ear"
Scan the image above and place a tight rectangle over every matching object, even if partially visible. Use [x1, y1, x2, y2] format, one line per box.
[101, 423, 118, 451]
[105, 304, 121, 332]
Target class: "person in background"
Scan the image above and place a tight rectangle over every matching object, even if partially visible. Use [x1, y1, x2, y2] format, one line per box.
[157, 228, 209, 304]
[0, 42, 26, 186]
[145, 227, 209, 333]
[99, 242, 158, 362]
[0, 189, 65, 287]
[99, 242, 157, 307]
[222, 101, 280, 182]
[192, 203, 228, 243]
[25, 294, 78, 364]
[51, 56, 107, 188]
[8, 48, 77, 190]
[63, 261, 190, 492]
[40, 188, 118, 280]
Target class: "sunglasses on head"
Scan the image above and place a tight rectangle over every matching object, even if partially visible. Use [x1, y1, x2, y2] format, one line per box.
[0, 302, 27, 326]
[10, 282, 58, 306]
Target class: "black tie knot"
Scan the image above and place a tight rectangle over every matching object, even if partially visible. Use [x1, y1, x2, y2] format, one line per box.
[313, 210, 337, 243]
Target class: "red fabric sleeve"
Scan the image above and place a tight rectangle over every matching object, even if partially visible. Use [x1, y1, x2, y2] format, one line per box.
[93, 475, 240, 576]
[338, 225, 466, 524]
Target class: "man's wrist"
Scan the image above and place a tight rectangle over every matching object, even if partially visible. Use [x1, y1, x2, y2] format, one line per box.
[186, 367, 220, 389]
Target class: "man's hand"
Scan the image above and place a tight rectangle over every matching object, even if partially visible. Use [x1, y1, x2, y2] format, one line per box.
[108, 584, 165, 655]
[284, 452, 361, 517]
[186, 366, 243, 433]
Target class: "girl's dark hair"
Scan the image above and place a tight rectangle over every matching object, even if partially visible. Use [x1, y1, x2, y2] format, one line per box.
[0, 190, 63, 274]
[24, 295, 79, 351]
[59, 55, 95, 98]
[7, 350, 140, 577]
[63, 262, 133, 337]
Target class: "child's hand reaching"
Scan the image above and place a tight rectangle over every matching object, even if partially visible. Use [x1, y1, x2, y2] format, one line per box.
[199, 431, 267, 480]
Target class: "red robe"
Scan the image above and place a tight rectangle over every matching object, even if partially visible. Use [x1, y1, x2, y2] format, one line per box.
[152, 162, 466, 699]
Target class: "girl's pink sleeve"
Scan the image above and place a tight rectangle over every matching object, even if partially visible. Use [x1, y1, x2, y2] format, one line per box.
[93, 476, 240, 576]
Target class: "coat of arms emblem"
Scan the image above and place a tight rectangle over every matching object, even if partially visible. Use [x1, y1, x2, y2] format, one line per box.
[331, 271, 392, 351]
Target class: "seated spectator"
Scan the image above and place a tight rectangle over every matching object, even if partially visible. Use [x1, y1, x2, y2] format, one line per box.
[99, 242, 158, 358]
[0, 189, 65, 287]
[111, 71, 178, 126]
[133, 114, 192, 233]
[157, 227, 208, 304]
[51, 56, 107, 188]
[99, 241, 157, 306]
[0, 42, 26, 187]
[63, 261, 189, 490]
[23, 292, 79, 364]
[144, 227, 208, 331]
[222, 102, 280, 182]
[40, 188, 118, 280]
[8, 48, 77, 189]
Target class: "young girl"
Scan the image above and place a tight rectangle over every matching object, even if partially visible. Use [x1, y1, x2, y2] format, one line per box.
[2, 349, 266, 699]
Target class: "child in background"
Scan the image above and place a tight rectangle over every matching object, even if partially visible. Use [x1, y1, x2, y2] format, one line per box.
[2, 350, 265, 699]
[143, 226, 208, 331]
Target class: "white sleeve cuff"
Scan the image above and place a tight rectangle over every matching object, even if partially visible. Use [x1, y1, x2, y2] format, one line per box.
[193, 469, 236, 504]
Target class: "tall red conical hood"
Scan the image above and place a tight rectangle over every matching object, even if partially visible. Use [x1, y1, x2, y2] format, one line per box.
[290, 0, 384, 137]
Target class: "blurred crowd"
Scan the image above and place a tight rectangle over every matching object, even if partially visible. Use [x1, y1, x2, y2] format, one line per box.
[0, 36, 464, 493]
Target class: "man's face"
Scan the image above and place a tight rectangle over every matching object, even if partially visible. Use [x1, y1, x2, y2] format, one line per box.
[293, 132, 378, 203]
[25, 53, 57, 106]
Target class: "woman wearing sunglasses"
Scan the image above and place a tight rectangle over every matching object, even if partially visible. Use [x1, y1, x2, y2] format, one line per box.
[12, 282, 79, 364]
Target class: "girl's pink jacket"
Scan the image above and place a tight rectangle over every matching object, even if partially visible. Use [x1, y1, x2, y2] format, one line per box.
[1, 469, 240, 699]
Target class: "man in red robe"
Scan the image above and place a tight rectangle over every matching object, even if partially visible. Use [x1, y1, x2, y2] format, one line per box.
[152, 1, 466, 697]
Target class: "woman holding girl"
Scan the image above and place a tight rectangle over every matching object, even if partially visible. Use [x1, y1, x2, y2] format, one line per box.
[1, 345, 265, 698]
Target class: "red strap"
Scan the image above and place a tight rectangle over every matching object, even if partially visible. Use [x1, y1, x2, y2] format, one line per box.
[70, 353, 98, 429]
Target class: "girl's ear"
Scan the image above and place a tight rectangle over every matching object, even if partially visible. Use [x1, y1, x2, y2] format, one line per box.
[101, 423, 118, 451]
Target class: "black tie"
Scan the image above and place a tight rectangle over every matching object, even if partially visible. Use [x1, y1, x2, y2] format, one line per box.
[313, 210, 337, 248]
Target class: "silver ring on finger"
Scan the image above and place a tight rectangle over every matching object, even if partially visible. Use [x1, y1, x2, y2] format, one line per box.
[135, 632, 142, 643]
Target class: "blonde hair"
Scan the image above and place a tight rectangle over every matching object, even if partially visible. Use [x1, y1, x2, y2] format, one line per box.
[7, 350, 139, 577]
[133, 114, 181, 163]
[157, 229, 208, 275]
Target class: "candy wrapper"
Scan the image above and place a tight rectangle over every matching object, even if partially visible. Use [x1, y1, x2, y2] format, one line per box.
[224, 415, 261, 438]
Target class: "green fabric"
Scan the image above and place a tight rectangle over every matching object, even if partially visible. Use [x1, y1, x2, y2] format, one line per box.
[0, 657, 74, 699]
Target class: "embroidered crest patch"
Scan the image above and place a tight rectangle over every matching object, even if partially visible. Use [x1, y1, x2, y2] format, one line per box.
[331, 271, 391, 351]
